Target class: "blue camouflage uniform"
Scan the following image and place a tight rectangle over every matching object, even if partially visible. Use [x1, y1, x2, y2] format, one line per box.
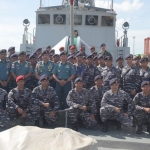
[7, 87, 38, 122]
[31, 85, 60, 123]
[52, 61, 76, 109]
[0, 88, 10, 123]
[66, 88, 97, 128]
[74, 63, 86, 79]
[100, 89, 133, 128]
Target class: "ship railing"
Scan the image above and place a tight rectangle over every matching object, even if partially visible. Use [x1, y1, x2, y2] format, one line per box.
[117, 35, 124, 47]
[26, 32, 35, 44]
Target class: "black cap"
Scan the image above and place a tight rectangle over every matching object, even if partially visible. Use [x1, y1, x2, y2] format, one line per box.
[35, 48, 42, 53]
[94, 75, 103, 81]
[18, 51, 26, 56]
[125, 54, 133, 60]
[104, 56, 113, 60]
[93, 56, 98, 61]
[60, 51, 67, 56]
[52, 54, 59, 58]
[8, 46, 15, 51]
[86, 54, 93, 59]
[116, 56, 123, 62]
[74, 77, 83, 84]
[40, 74, 49, 82]
[49, 49, 55, 53]
[76, 52, 83, 57]
[141, 81, 150, 88]
[140, 57, 148, 63]
[0, 49, 7, 54]
[26, 54, 30, 57]
[100, 43, 106, 47]
[67, 55, 74, 60]
[10, 53, 18, 59]
[92, 51, 97, 55]
[41, 50, 49, 56]
[98, 54, 104, 59]
[29, 53, 36, 59]
[109, 78, 118, 86]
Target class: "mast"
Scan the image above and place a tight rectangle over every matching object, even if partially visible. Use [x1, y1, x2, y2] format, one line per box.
[112, 0, 113, 9]
[70, 0, 74, 45]
[40, 0, 42, 7]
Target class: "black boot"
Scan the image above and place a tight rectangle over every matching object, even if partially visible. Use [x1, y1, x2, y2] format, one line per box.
[43, 117, 48, 126]
[20, 118, 26, 126]
[71, 122, 78, 131]
[136, 125, 143, 134]
[147, 123, 150, 133]
[102, 121, 108, 132]
[35, 120, 40, 127]
[116, 121, 122, 130]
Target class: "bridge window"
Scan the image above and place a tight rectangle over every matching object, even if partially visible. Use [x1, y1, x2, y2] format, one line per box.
[101, 16, 114, 26]
[38, 14, 50, 24]
[85, 15, 98, 26]
[54, 14, 66, 24]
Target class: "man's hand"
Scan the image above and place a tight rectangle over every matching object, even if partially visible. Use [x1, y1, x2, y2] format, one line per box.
[144, 108, 150, 113]
[124, 113, 129, 117]
[42, 103, 50, 108]
[21, 112, 27, 118]
[130, 90, 136, 95]
[17, 107, 24, 114]
[81, 106, 87, 111]
[49, 111, 56, 117]
[115, 107, 121, 113]
[90, 114, 95, 120]
[58, 80, 64, 86]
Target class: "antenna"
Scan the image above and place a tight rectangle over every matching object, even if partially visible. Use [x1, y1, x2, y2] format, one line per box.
[40, 0, 42, 7]
[112, 0, 113, 9]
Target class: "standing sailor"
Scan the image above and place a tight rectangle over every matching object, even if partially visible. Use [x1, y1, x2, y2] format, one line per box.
[99, 43, 112, 57]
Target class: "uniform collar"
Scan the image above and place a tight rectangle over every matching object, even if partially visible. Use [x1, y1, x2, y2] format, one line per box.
[60, 61, 67, 65]
[110, 89, 119, 95]
[18, 60, 26, 65]
[75, 88, 83, 93]
[141, 92, 150, 97]
[95, 85, 103, 90]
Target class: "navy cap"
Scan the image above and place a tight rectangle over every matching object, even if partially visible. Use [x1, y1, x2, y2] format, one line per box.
[116, 56, 123, 62]
[8, 46, 15, 51]
[133, 55, 141, 60]
[52, 54, 59, 58]
[39, 74, 49, 82]
[93, 56, 98, 61]
[41, 50, 49, 56]
[74, 77, 83, 84]
[38, 54, 42, 59]
[76, 51, 80, 54]
[141, 81, 150, 88]
[10, 53, 18, 59]
[76, 52, 83, 57]
[0, 49, 7, 53]
[60, 51, 67, 56]
[92, 51, 97, 55]
[35, 48, 42, 53]
[26, 54, 30, 57]
[67, 55, 74, 60]
[100, 43, 106, 47]
[18, 51, 26, 56]
[49, 53, 53, 56]
[104, 56, 113, 60]
[49, 49, 55, 53]
[125, 54, 133, 60]
[109, 78, 118, 86]
[140, 57, 148, 63]
[86, 54, 93, 59]
[46, 46, 51, 49]
[94, 75, 103, 81]
[83, 56, 86, 59]
[98, 54, 104, 59]
[29, 53, 36, 59]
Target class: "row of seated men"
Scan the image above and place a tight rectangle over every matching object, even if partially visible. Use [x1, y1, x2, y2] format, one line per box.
[0, 74, 150, 135]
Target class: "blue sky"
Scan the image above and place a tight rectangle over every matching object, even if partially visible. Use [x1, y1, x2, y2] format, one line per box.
[0, 0, 150, 54]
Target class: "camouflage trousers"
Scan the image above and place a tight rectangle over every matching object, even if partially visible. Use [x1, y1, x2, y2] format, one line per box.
[7, 105, 39, 122]
[100, 106, 133, 128]
[39, 107, 57, 123]
[68, 109, 97, 128]
[133, 110, 150, 125]
[0, 110, 10, 123]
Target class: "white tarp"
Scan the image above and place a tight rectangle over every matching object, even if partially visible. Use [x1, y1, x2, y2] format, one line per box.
[0, 126, 98, 150]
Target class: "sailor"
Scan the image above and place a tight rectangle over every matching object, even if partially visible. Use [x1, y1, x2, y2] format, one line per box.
[35, 50, 55, 88]
[52, 51, 76, 109]
[49, 49, 55, 56]
[116, 56, 124, 75]
[10, 53, 18, 63]
[99, 43, 112, 57]
[82, 54, 100, 89]
[10, 51, 33, 88]
[26, 54, 30, 62]
[100, 78, 133, 132]
[52, 54, 60, 64]
[7, 46, 15, 60]
[0, 49, 11, 92]
[7, 75, 39, 126]
[93, 56, 99, 67]
[28, 54, 38, 90]
[35, 48, 42, 59]
[49, 53, 53, 61]
[68, 45, 76, 56]
[0, 88, 10, 125]
[31, 75, 60, 126]
[102, 56, 120, 91]
[133, 55, 141, 70]
[82, 56, 87, 64]
[37, 53, 42, 61]
[66, 77, 97, 131]
[92, 51, 98, 58]
[120, 54, 140, 99]
[46, 45, 51, 53]
[97, 54, 105, 72]
[59, 46, 65, 53]
[133, 81, 150, 134]
[67, 55, 75, 65]
[90, 46, 96, 53]
[89, 75, 107, 124]
[80, 46, 87, 57]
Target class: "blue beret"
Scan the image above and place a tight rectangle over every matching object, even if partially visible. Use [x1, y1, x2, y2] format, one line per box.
[74, 77, 83, 84]
[93, 56, 98, 60]
[140, 57, 148, 63]
[141, 81, 150, 87]
[18, 51, 26, 56]
[86, 54, 93, 59]
[94, 75, 103, 81]
[100, 43, 106, 47]
[60, 51, 67, 56]
[0, 49, 7, 53]
[67, 55, 74, 60]
[10, 53, 18, 59]
[35, 48, 42, 53]
[52, 54, 59, 58]
[41, 50, 49, 56]
[125, 54, 133, 59]
[8, 46, 15, 51]
[104, 56, 113, 60]
[98, 54, 104, 59]
[76, 52, 83, 57]
[116, 56, 123, 62]
[49, 49, 55, 53]
[29, 53, 36, 59]
[39, 74, 49, 82]
[133, 55, 141, 60]
[109, 78, 118, 86]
